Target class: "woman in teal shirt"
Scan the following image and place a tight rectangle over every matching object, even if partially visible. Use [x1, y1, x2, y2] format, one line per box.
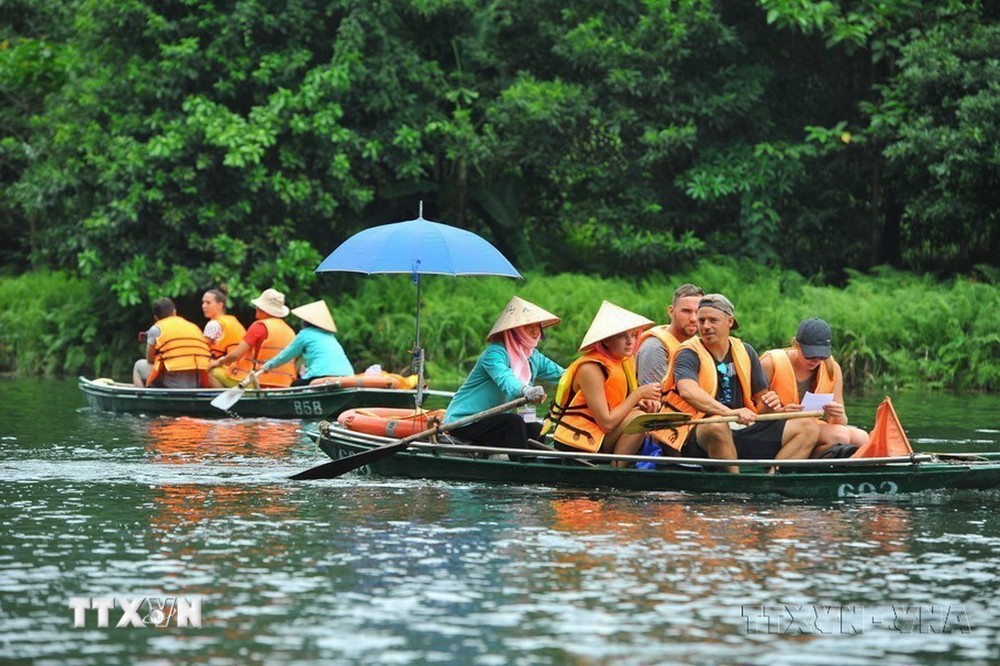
[260, 300, 354, 385]
[444, 296, 564, 449]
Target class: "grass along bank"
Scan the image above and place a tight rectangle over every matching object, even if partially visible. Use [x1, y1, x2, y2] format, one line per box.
[2, 262, 996, 390]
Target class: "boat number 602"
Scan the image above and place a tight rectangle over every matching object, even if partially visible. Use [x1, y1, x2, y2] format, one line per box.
[293, 400, 324, 416]
[837, 481, 899, 497]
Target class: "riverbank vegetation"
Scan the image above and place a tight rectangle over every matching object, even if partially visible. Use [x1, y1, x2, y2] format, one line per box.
[2, 2, 996, 388]
[3, 265, 996, 391]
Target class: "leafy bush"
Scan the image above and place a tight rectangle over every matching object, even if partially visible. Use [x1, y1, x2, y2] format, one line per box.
[0, 272, 136, 377]
[328, 261, 999, 391]
[4, 265, 996, 391]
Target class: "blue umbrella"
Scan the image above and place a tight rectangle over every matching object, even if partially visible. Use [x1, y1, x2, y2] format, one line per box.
[317, 203, 521, 404]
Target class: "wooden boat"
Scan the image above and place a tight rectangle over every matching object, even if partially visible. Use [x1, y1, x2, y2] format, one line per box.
[78, 376, 453, 419]
[308, 421, 1000, 499]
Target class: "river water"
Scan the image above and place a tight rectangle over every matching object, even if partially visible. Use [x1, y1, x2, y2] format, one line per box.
[1, 378, 999, 664]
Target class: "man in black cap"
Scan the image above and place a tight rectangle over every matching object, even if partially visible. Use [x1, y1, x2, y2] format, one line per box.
[658, 294, 819, 472]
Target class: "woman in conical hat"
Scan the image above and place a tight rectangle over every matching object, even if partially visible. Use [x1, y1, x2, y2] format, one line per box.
[546, 301, 662, 464]
[258, 299, 355, 386]
[444, 296, 565, 449]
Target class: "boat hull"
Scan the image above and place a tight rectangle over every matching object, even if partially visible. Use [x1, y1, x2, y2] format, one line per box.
[313, 426, 1000, 499]
[78, 376, 446, 419]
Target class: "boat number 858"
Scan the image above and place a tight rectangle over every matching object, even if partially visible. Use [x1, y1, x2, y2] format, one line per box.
[837, 481, 899, 497]
[293, 400, 324, 416]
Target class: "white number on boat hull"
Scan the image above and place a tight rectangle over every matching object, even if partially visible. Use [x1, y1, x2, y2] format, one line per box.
[293, 400, 323, 416]
[837, 481, 900, 497]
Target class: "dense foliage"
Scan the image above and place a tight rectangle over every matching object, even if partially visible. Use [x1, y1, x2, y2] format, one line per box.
[1, 1, 996, 385]
[3, 2, 997, 294]
[4, 266, 997, 391]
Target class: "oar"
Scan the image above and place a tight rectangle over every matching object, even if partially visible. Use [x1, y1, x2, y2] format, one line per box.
[290, 396, 529, 480]
[624, 409, 824, 434]
[209, 371, 259, 411]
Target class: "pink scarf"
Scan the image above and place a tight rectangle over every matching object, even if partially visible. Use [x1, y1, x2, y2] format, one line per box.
[593, 340, 630, 362]
[502, 327, 539, 384]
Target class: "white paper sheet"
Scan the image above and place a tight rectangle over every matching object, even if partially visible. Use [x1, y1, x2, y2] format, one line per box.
[801, 391, 833, 412]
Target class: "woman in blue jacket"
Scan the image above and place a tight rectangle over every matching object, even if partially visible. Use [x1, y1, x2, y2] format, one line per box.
[260, 300, 354, 385]
[444, 296, 564, 449]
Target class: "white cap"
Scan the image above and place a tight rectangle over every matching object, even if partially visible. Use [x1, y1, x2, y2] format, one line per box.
[251, 288, 290, 318]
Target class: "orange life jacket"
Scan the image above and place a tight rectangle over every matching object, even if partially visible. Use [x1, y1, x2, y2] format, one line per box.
[147, 315, 212, 387]
[654, 336, 755, 450]
[762, 348, 837, 405]
[208, 313, 247, 359]
[227, 317, 297, 388]
[638, 325, 683, 361]
[545, 350, 638, 453]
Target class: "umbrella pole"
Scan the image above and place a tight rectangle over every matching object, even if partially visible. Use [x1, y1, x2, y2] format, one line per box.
[414, 274, 425, 408]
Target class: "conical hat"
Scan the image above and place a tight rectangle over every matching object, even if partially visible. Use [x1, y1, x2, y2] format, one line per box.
[578, 300, 654, 351]
[486, 296, 560, 341]
[291, 300, 337, 333]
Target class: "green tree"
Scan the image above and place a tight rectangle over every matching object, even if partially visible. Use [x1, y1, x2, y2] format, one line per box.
[0, 0, 75, 273]
[867, 11, 1000, 272]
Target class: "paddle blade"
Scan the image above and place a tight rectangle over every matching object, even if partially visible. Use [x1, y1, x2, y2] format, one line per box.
[210, 386, 244, 411]
[289, 440, 411, 480]
[622, 411, 691, 434]
[290, 396, 529, 481]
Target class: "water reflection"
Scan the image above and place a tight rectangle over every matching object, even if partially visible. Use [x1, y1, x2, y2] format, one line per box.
[141, 416, 301, 600]
[4, 379, 1000, 664]
[143, 416, 300, 463]
[511, 495, 918, 648]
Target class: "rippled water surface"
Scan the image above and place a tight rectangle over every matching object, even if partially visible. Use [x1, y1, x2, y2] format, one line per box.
[2, 379, 999, 664]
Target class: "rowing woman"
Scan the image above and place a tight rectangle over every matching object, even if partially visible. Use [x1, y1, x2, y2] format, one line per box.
[443, 296, 564, 450]
[258, 300, 354, 386]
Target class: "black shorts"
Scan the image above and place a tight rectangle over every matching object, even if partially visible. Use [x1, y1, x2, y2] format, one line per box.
[682, 420, 786, 459]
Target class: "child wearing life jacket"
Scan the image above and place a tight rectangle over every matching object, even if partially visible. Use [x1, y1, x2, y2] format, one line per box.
[545, 301, 661, 465]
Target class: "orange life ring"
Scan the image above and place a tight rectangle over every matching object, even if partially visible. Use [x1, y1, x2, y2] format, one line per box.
[312, 372, 418, 389]
[338, 407, 446, 438]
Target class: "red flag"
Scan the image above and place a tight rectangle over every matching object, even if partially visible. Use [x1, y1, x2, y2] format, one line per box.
[852, 396, 913, 458]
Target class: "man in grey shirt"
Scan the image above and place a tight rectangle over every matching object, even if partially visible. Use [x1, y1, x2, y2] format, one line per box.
[636, 283, 704, 385]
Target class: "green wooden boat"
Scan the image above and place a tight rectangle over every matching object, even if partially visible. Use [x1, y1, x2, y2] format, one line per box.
[78, 376, 453, 419]
[309, 422, 1000, 499]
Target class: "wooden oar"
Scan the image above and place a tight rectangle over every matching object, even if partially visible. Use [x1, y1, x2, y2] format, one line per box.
[290, 397, 529, 480]
[623, 410, 824, 434]
[209, 371, 259, 411]
[391, 441, 931, 468]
